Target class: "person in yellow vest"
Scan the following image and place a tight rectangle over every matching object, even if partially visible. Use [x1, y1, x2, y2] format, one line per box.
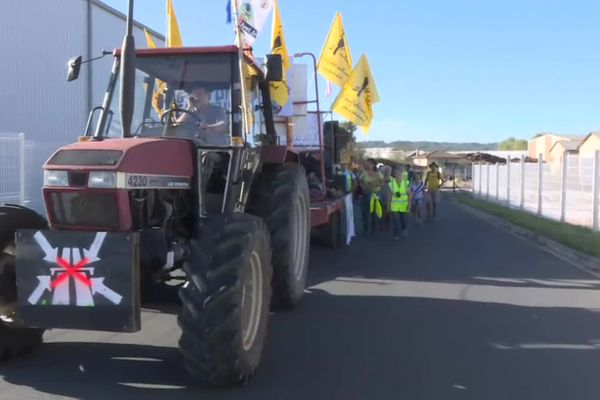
[359, 159, 383, 236]
[388, 166, 412, 240]
[424, 162, 443, 221]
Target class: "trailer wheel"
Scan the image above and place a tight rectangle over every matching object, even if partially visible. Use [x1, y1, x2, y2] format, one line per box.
[0, 206, 46, 360]
[314, 201, 347, 249]
[178, 214, 272, 386]
[256, 164, 310, 309]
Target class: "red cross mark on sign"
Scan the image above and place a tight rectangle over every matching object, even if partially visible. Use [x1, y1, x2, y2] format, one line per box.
[52, 257, 92, 288]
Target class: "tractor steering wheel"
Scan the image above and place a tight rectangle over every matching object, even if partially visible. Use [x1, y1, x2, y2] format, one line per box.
[160, 109, 204, 126]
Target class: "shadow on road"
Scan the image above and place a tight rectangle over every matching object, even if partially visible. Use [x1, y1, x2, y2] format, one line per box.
[3, 285, 600, 400]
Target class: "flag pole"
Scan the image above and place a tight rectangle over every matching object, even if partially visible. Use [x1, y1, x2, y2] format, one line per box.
[232, 0, 250, 140]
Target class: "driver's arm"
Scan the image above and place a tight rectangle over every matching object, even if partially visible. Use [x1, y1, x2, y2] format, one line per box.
[202, 107, 228, 133]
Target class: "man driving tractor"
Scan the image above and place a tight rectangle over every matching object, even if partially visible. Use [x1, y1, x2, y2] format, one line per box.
[176, 83, 229, 134]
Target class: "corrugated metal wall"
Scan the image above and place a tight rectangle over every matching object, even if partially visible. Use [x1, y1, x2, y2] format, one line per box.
[0, 0, 163, 213]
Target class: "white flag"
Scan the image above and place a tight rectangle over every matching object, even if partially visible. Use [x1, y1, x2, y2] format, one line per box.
[236, 0, 274, 45]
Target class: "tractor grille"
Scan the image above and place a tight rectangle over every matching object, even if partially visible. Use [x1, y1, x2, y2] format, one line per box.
[68, 171, 88, 187]
[49, 192, 119, 228]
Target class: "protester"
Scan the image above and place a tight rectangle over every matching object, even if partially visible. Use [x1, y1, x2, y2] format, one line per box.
[380, 165, 393, 233]
[406, 163, 415, 185]
[358, 158, 383, 236]
[388, 166, 411, 240]
[411, 172, 425, 225]
[424, 162, 443, 221]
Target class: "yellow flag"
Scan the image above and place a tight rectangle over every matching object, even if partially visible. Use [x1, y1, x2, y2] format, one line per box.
[167, 0, 183, 47]
[318, 12, 353, 88]
[269, 0, 290, 108]
[144, 29, 157, 49]
[271, 0, 290, 72]
[144, 29, 166, 116]
[332, 55, 380, 133]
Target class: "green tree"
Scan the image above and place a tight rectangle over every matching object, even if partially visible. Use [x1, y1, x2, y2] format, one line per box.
[339, 121, 358, 135]
[498, 137, 527, 150]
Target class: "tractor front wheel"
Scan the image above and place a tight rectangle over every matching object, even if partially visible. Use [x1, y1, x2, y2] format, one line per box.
[178, 214, 272, 386]
[0, 206, 46, 360]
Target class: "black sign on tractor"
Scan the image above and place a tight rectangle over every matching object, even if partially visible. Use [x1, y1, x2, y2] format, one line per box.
[15, 230, 140, 332]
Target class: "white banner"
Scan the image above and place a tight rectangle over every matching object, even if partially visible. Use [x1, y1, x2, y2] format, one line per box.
[237, 0, 274, 45]
[292, 113, 321, 149]
[344, 194, 355, 245]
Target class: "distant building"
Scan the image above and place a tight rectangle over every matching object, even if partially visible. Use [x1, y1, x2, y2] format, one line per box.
[362, 147, 406, 161]
[527, 133, 585, 161]
[548, 140, 582, 164]
[449, 150, 526, 160]
[578, 132, 600, 158]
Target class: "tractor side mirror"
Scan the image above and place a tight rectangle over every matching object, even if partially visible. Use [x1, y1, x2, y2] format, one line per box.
[67, 56, 82, 82]
[265, 54, 283, 82]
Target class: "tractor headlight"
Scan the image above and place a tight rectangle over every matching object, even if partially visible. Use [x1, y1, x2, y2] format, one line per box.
[44, 170, 69, 187]
[88, 171, 117, 188]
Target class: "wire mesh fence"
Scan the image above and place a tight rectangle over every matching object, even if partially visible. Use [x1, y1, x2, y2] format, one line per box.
[473, 152, 600, 230]
[0, 133, 25, 205]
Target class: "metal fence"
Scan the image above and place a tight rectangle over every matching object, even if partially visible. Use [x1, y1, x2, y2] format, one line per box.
[0, 133, 25, 205]
[473, 151, 600, 230]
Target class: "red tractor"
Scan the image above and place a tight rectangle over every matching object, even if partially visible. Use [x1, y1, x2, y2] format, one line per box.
[0, 5, 317, 386]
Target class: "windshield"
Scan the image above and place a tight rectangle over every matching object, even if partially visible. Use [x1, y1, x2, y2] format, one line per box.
[103, 53, 237, 147]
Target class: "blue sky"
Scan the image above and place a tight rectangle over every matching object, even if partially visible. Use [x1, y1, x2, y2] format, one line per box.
[103, 0, 600, 143]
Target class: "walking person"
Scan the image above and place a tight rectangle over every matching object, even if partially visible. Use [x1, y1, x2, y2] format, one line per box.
[358, 158, 383, 236]
[411, 172, 425, 225]
[388, 166, 411, 240]
[424, 162, 443, 221]
[380, 165, 393, 233]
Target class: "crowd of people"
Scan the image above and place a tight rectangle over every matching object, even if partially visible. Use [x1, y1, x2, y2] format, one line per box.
[345, 159, 444, 240]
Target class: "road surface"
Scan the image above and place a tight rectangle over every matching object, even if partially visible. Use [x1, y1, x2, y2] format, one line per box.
[2, 197, 600, 399]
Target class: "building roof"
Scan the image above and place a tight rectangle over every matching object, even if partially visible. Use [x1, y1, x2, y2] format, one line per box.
[528, 133, 586, 143]
[422, 150, 466, 160]
[549, 140, 583, 153]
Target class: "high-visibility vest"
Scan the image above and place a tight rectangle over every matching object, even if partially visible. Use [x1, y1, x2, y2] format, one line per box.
[389, 176, 409, 212]
[370, 193, 383, 218]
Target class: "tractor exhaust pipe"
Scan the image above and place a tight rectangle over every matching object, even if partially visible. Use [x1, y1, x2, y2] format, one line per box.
[120, 0, 136, 137]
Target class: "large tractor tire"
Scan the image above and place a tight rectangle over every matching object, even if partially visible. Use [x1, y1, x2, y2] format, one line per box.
[178, 214, 272, 386]
[0, 206, 47, 360]
[256, 164, 311, 309]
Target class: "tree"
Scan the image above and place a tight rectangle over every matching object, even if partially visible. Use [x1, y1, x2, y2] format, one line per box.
[339, 121, 358, 135]
[498, 137, 527, 151]
[338, 121, 363, 163]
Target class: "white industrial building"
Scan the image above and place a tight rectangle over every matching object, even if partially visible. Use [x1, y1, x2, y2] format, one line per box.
[0, 0, 163, 213]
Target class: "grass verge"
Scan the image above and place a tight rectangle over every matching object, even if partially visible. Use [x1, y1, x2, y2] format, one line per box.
[453, 193, 600, 258]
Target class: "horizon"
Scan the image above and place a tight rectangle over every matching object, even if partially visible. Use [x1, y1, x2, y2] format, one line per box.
[102, 0, 600, 144]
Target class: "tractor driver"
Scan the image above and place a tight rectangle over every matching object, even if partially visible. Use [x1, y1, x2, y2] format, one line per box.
[177, 83, 229, 134]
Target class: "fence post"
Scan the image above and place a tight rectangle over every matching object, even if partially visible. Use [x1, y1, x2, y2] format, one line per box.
[486, 163, 490, 199]
[506, 157, 511, 206]
[537, 153, 543, 216]
[520, 155, 525, 209]
[495, 163, 500, 201]
[560, 151, 568, 223]
[18, 133, 25, 206]
[478, 163, 482, 196]
[593, 151, 600, 230]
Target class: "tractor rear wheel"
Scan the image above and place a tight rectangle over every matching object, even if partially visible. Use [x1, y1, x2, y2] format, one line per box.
[256, 164, 310, 309]
[178, 214, 272, 386]
[0, 206, 46, 360]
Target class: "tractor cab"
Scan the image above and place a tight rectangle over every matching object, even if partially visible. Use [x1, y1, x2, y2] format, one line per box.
[89, 46, 276, 149]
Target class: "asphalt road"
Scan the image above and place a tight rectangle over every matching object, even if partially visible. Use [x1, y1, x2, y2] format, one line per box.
[2, 196, 600, 400]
